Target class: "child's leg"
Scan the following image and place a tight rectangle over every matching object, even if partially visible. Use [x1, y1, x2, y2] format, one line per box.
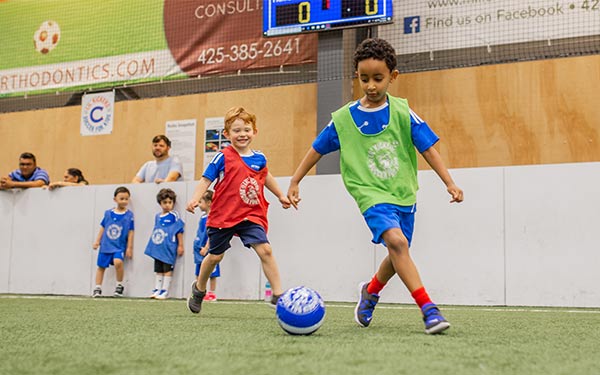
[95, 267, 106, 286]
[196, 253, 223, 292]
[209, 276, 217, 293]
[380, 228, 423, 293]
[114, 259, 124, 283]
[252, 243, 282, 296]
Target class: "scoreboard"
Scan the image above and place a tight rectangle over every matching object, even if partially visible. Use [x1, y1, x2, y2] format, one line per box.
[263, 0, 393, 37]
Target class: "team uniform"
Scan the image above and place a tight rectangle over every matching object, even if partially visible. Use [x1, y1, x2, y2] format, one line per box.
[193, 213, 220, 278]
[313, 96, 438, 246]
[202, 146, 270, 255]
[97, 209, 135, 268]
[144, 211, 185, 270]
[135, 156, 183, 182]
[9, 167, 50, 185]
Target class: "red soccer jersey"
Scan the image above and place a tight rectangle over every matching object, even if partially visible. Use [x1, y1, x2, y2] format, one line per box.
[207, 146, 270, 231]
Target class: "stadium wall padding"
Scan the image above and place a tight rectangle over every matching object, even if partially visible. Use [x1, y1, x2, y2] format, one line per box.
[1, 164, 599, 308]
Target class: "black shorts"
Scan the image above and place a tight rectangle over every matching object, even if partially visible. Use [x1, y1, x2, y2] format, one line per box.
[207, 220, 269, 255]
[154, 259, 174, 273]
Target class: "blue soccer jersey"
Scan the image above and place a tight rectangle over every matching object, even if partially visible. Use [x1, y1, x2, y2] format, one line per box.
[312, 99, 439, 155]
[193, 214, 209, 264]
[99, 209, 135, 254]
[144, 211, 184, 265]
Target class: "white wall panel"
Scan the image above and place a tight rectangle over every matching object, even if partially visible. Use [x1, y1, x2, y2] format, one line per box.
[505, 163, 600, 307]
[0, 191, 15, 292]
[9, 187, 95, 295]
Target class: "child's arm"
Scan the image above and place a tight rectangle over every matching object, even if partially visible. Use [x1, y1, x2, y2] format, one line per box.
[93, 227, 104, 250]
[265, 172, 291, 209]
[176, 232, 184, 256]
[287, 147, 323, 209]
[125, 230, 134, 259]
[421, 146, 464, 203]
[186, 177, 212, 213]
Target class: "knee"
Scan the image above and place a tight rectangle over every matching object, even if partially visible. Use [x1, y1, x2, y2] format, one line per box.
[385, 232, 410, 254]
[114, 259, 124, 267]
[255, 243, 273, 258]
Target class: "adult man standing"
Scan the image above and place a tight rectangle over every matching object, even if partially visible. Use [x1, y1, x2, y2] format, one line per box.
[0, 152, 50, 189]
[132, 135, 183, 183]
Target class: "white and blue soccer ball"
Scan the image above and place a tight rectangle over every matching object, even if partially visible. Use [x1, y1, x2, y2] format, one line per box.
[34, 21, 61, 54]
[276, 286, 326, 335]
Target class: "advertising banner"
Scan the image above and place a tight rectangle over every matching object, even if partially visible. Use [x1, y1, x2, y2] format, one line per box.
[379, 0, 600, 55]
[0, 0, 317, 97]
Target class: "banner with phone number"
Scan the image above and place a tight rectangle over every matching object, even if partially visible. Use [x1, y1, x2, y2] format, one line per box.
[0, 0, 317, 97]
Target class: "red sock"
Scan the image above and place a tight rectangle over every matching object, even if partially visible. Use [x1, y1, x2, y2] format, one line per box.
[366, 275, 386, 295]
[411, 287, 433, 309]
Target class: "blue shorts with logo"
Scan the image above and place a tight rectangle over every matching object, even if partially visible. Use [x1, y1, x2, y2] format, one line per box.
[207, 220, 269, 255]
[97, 251, 124, 268]
[363, 203, 416, 246]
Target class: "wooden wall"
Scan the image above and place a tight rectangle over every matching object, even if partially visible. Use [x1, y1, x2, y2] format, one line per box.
[0, 84, 318, 184]
[1, 54, 598, 185]
[383, 55, 600, 169]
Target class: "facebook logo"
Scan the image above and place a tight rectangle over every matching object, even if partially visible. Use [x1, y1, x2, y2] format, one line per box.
[404, 16, 420, 34]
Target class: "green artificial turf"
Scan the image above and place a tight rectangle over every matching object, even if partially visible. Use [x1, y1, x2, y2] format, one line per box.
[1, 296, 599, 375]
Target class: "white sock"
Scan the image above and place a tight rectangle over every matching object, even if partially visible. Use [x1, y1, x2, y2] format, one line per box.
[154, 275, 164, 291]
[95, 285, 101, 289]
[162, 276, 172, 292]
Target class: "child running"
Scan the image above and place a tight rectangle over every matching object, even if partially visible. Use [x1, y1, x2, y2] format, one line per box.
[92, 186, 134, 297]
[144, 188, 184, 300]
[186, 106, 291, 314]
[287, 38, 464, 334]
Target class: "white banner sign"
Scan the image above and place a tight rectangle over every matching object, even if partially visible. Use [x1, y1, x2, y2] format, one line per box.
[380, 0, 600, 55]
[165, 119, 197, 181]
[80, 91, 114, 136]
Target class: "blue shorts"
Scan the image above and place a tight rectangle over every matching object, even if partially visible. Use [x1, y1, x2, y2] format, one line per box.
[195, 262, 221, 278]
[97, 251, 124, 268]
[207, 220, 269, 255]
[363, 203, 416, 246]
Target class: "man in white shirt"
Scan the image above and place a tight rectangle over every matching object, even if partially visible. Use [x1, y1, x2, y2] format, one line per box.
[132, 135, 183, 183]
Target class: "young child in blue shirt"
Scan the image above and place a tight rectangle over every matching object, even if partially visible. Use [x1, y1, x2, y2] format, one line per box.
[92, 186, 134, 297]
[144, 188, 184, 300]
[193, 190, 220, 301]
[287, 38, 464, 334]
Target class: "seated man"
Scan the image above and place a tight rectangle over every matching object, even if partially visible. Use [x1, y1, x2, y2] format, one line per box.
[0, 152, 50, 189]
[132, 135, 183, 184]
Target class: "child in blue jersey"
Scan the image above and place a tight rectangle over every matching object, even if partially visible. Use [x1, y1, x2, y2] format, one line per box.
[92, 186, 135, 297]
[287, 38, 464, 334]
[193, 190, 220, 301]
[144, 188, 184, 299]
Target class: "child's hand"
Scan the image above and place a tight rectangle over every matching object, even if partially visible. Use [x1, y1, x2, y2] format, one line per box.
[177, 246, 184, 257]
[287, 183, 301, 210]
[125, 248, 133, 259]
[200, 247, 208, 256]
[186, 199, 199, 213]
[447, 184, 464, 203]
[279, 195, 291, 209]
[92, 242, 99, 250]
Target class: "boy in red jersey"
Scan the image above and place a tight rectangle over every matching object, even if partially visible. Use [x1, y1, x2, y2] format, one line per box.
[186, 106, 291, 314]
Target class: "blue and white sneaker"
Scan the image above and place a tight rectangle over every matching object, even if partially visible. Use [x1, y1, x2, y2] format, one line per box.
[154, 289, 168, 300]
[149, 289, 160, 299]
[354, 282, 379, 327]
[422, 303, 450, 334]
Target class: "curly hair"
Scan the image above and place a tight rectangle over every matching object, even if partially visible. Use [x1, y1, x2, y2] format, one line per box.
[353, 38, 397, 72]
[156, 188, 177, 204]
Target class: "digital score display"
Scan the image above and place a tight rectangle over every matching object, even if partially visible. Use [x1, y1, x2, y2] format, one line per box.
[263, 0, 393, 37]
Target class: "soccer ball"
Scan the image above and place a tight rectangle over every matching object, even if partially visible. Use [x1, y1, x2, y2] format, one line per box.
[276, 286, 326, 335]
[34, 21, 61, 54]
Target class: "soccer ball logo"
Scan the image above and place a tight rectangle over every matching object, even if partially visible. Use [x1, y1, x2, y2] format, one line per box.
[33, 21, 61, 54]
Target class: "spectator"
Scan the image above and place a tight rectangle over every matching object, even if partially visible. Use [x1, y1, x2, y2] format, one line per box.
[132, 135, 183, 183]
[45, 168, 89, 190]
[0, 152, 49, 189]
